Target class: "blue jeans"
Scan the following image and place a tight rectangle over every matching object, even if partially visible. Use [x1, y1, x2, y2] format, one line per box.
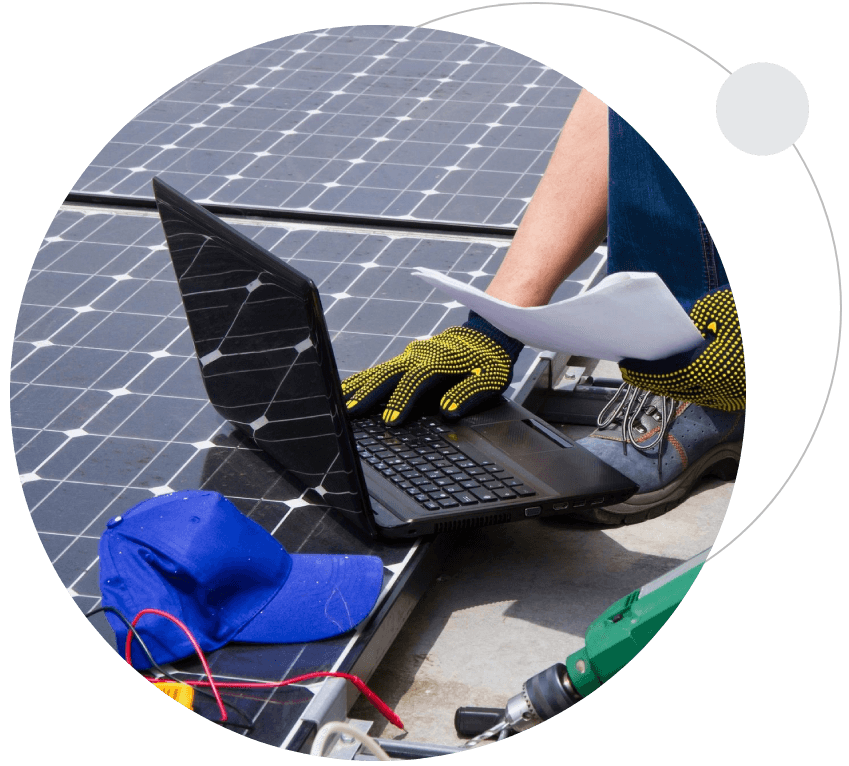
[607, 111, 729, 313]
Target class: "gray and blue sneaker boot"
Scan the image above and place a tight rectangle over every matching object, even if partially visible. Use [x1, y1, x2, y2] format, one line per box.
[574, 383, 745, 525]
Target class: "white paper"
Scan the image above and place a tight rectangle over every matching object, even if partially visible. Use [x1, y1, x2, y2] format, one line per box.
[413, 268, 705, 361]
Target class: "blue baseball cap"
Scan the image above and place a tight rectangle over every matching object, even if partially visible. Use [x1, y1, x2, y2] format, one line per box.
[98, 490, 384, 669]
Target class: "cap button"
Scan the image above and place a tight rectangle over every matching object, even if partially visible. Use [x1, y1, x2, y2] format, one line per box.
[106, 515, 123, 528]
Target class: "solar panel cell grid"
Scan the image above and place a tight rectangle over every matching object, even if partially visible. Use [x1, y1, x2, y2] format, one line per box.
[14, 25, 604, 742]
[72, 25, 580, 228]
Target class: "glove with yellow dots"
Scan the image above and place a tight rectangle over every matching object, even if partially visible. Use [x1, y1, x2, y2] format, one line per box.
[341, 312, 524, 426]
[619, 288, 745, 411]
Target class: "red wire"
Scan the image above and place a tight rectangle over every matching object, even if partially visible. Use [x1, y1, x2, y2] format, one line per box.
[127, 608, 228, 723]
[131, 608, 405, 730]
[181, 672, 404, 730]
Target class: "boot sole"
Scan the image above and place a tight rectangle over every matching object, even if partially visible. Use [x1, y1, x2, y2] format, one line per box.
[559, 440, 742, 527]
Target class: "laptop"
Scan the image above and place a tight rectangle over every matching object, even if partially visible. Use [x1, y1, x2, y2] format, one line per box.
[152, 178, 637, 539]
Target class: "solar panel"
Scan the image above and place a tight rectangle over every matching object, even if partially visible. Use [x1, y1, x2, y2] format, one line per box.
[15, 24, 601, 743]
[71, 25, 580, 228]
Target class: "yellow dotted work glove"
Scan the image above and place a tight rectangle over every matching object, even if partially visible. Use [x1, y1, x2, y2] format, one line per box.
[341, 314, 524, 426]
[619, 288, 745, 411]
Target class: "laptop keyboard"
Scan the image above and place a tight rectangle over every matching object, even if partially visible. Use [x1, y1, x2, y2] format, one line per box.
[351, 417, 536, 512]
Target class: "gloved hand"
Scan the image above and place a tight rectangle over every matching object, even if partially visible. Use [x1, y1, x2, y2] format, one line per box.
[341, 312, 524, 426]
[619, 288, 745, 411]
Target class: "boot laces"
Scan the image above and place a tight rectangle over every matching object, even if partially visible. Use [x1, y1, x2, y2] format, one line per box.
[596, 383, 678, 474]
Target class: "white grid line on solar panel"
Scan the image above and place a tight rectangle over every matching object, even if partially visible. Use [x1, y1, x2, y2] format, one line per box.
[14, 374, 242, 503]
[31, 210, 506, 388]
[16, 220, 228, 533]
[127, 64, 564, 160]
[81, 135, 557, 208]
[36, 206, 507, 282]
[87, 85, 563, 214]
[16, 216, 191, 393]
[13, 382, 208, 465]
[23, 212, 506, 498]
[24, 218, 504, 474]
[176, 27, 520, 92]
[63, 494, 303, 632]
[30, 206, 507, 284]
[161, 209, 451, 508]
[73, 29, 576, 225]
[31, 208, 241, 304]
[217, 39, 505, 92]
[181, 279, 358, 502]
[41, 535, 102, 594]
[241, 218, 510, 343]
[20, 409, 349, 569]
[11, 382, 211, 460]
[141, 646, 344, 725]
[133, 74, 570, 130]
[41, 477, 296, 589]
[18, 244, 409, 642]
[21, 224, 496, 588]
[325, 241, 508, 356]
[27, 210, 512, 349]
[32, 440, 299, 575]
[78, 28, 470, 188]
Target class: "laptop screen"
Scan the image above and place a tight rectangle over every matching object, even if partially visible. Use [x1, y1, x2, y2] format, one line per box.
[153, 178, 377, 537]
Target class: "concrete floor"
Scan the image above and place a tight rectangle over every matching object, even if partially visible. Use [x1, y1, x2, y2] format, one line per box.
[349, 473, 732, 748]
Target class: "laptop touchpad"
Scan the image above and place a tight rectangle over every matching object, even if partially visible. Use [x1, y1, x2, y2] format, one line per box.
[470, 419, 571, 454]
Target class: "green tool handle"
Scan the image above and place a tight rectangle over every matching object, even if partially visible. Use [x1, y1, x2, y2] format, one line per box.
[565, 550, 708, 698]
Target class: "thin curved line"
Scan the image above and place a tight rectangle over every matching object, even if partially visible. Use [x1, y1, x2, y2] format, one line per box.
[417, 2, 731, 73]
[413, 7, 843, 563]
[706, 146, 842, 561]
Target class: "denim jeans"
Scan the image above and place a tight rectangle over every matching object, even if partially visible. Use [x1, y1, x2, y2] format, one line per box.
[607, 110, 729, 313]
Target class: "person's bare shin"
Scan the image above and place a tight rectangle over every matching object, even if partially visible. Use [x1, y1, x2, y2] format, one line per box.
[485, 89, 609, 307]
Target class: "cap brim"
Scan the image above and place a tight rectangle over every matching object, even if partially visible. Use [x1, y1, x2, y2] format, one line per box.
[232, 553, 384, 644]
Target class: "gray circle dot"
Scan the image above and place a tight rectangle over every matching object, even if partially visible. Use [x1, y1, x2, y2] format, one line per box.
[716, 63, 808, 155]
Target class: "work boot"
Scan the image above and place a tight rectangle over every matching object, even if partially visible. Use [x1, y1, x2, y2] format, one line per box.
[574, 383, 744, 525]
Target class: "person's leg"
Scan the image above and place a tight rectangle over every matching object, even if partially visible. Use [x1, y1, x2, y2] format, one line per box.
[576, 110, 744, 525]
[607, 110, 729, 311]
[485, 89, 609, 307]
[579, 111, 745, 524]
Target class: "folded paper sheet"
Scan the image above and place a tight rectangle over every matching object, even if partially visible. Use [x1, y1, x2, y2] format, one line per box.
[413, 268, 705, 361]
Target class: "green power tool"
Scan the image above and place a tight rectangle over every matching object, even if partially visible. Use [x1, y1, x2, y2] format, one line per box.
[459, 549, 709, 746]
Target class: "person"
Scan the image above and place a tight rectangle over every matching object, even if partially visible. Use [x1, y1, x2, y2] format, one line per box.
[341, 90, 745, 525]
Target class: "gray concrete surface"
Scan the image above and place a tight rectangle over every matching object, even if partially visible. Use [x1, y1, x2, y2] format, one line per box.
[350, 475, 732, 747]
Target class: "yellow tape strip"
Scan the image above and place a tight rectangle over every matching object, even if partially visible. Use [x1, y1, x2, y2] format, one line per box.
[152, 681, 195, 710]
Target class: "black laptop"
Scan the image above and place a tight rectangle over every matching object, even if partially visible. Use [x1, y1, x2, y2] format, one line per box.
[152, 178, 637, 539]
